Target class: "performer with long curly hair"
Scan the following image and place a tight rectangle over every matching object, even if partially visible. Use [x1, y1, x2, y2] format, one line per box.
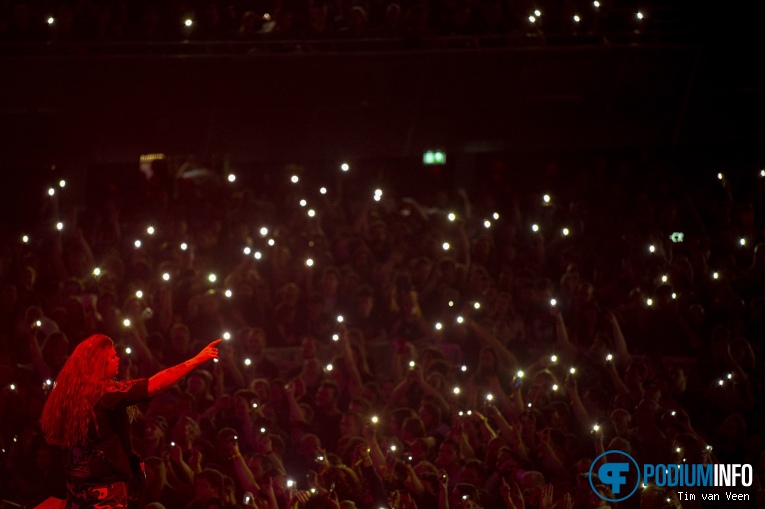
[40, 333, 221, 508]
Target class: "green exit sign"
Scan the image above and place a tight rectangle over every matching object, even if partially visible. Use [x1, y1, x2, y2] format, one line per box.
[423, 150, 446, 165]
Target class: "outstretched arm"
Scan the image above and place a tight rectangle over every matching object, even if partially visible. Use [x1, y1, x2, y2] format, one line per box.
[148, 339, 220, 396]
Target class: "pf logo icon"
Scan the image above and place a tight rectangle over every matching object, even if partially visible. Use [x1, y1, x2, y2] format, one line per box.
[589, 450, 641, 503]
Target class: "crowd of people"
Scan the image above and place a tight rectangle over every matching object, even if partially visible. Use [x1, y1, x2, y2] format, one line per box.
[0, 155, 764, 509]
[0, 0, 681, 44]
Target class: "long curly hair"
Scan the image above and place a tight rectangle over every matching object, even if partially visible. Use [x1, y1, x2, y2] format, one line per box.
[40, 334, 115, 448]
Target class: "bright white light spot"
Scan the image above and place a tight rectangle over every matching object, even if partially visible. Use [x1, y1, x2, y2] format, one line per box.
[162, 273, 170, 281]
[320, 187, 327, 194]
[125, 347, 132, 354]
[484, 220, 491, 228]
[727, 373, 733, 379]
[552, 384, 558, 391]
[672, 293, 677, 299]
[448, 212, 456, 222]
[223, 332, 231, 340]
[543, 194, 550, 203]
[456, 316, 464, 324]
[136, 290, 143, 299]
[442, 242, 450, 251]
[593, 0, 600, 7]
[649, 244, 655, 253]
[374, 189, 382, 196]
[224, 290, 232, 298]
[569, 367, 576, 374]
[59, 179, 66, 188]
[449, 301, 454, 307]
[9, 384, 15, 390]
[532, 224, 539, 232]
[134, 240, 142, 248]
[46, 379, 52, 386]
[56, 222, 64, 231]
[268, 239, 275, 246]
[534, 9, 541, 16]
[550, 298, 557, 306]
[461, 365, 467, 372]
[254, 251, 262, 259]
[306, 258, 313, 267]
[740, 238, 746, 246]
[718, 172, 723, 180]
[123, 319, 131, 327]
[761, 169, 765, 177]
[93, 267, 101, 276]
[486, 393, 494, 401]
[181, 243, 188, 251]
[147, 226, 155, 235]
[374, 195, 381, 202]
[712, 272, 719, 280]
[574, 14, 581, 22]
[341, 163, 349, 172]
[208, 273, 217, 283]
[550, 354, 558, 363]
[435, 322, 443, 330]
[646, 298, 653, 307]
[562, 228, 570, 236]
[718, 379, 724, 386]
[528, 15, 536, 22]
[291, 175, 299, 184]
[22, 235, 29, 243]
[245, 358, 252, 366]
[326, 363, 333, 371]
[47, 17, 54, 25]
[307, 209, 316, 217]
[260, 227, 268, 236]
[474, 302, 481, 309]
[409, 360, 415, 368]
[228, 174, 236, 183]
[453, 387, 460, 394]
[337, 315, 344, 323]
[299, 199, 307, 207]
[184, 19, 193, 27]
[593, 424, 600, 431]
[636, 11, 644, 19]
[493, 212, 499, 220]
[243, 247, 251, 255]
[48, 188, 55, 196]
[606, 353, 613, 361]
[661, 275, 668, 282]
[332, 334, 339, 342]
[517, 370, 525, 378]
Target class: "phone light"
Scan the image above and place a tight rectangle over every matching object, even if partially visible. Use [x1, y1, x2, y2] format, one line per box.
[456, 316, 464, 324]
[93, 267, 101, 276]
[389, 445, 397, 452]
[134, 239, 141, 248]
[461, 365, 467, 372]
[287, 479, 295, 488]
[371, 415, 379, 423]
[307, 209, 316, 217]
[435, 322, 443, 330]
[449, 300, 454, 307]
[562, 228, 570, 236]
[671, 410, 676, 416]
[484, 220, 491, 228]
[661, 274, 668, 282]
[442, 242, 450, 251]
[36, 320, 42, 327]
[243, 247, 251, 255]
[636, 11, 644, 20]
[646, 298, 653, 307]
[552, 384, 558, 391]
[336, 315, 344, 323]
[740, 238, 747, 246]
[306, 258, 314, 267]
[341, 163, 350, 172]
[473, 302, 481, 309]
[123, 318, 131, 327]
[147, 226, 155, 235]
[534, 9, 541, 16]
[569, 367, 576, 374]
[531, 224, 539, 232]
[48, 188, 55, 197]
[261, 427, 267, 434]
[56, 222, 64, 231]
[223, 331, 231, 340]
[718, 379, 724, 386]
[254, 251, 262, 259]
[493, 212, 500, 220]
[228, 173, 236, 183]
[593, 0, 600, 7]
[244, 358, 252, 366]
[593, 424, 600, 432]
[299, 199, 307, 207]
[184, 18, 193, 27]
[550, 354, 558, 363]
[649, 244, 655, 253]
[606, 353, 613, 361]
[46, 379, 52, 386]
[486, 393, 494, 401]
[47, 17, 55, 24]
[528, 15, 536, 23]
[208, 273, 217, 283]
[59, 180, 67, 188]
[761, 170, 765, 177]
[125, 347, 132, 354]
[319, 186, 328, 194]
[171, 441, 176, 446]
[712, 272, 719, 280]
[259, 227, 268, 236]
[332, 334, 339, 342]
[550, 298, 557, 306]
[573, 14, 581, 22]
[543, 194, 550, 203]
[181, 242, 188, 251]
[136, 290, 143, 299]
[453, 387, 460, 395]
[268, 239, 275, 246]
[162, 273, 170, 281]
[717, 172, 723, 180]
[22, 235, 29, 243]
[448, 212, 456, 222]
[326, 363, 333, 371]
[409, 360, 416, 368]
[727, 373, 733, 379]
